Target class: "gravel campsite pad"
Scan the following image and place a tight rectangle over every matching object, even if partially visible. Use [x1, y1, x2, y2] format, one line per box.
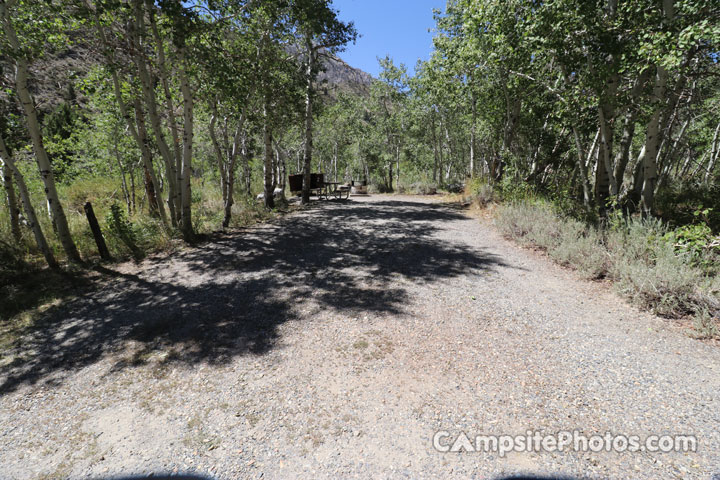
[1, 195, 719, 479]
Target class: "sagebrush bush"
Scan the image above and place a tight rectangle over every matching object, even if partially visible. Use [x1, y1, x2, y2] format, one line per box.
[495, 201, 719, 331]
[366, 184, 382, 194]
[494, 203, 535, 239]
[410, 182, 437, 195]
[445, 182, 464, 194]
[551, 225, 607, 279]
[495, 200, 561, 249]
[693, 308, 719, 339]
[473, 183, 496, 207]
[608, 221, 707, 317]
[526, 209, 563, 250]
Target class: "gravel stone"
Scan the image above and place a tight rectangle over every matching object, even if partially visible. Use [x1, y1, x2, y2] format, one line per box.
[0, 195, 718, 479]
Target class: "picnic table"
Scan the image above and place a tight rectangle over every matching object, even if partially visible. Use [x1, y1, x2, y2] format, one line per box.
[320, 181, 350, 200]
[288, 173, 350, 200]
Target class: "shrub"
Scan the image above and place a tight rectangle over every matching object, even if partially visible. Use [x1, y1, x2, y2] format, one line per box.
[368, 183, 393, 194]
[494, 202, 536, 240]
[464, 178, 495, 207]
[526, 209, 563, 250]
[445, 182, 464, 194]
[655, 181, 720, 231]
[692, 308, 719, 340]
[473, 183, 496, 207]
[106, 203, 143, 259]
[550, 223, 607, 279]
[663, 220, 720, 271]
[496, 202, 719, 327]
[134, 216, 173, 252]
[606, 218, 712, 317]
[410, 182, 437, 195]
[495, 200, 562, 250]
[610, 239, 703, 316]
[0, 238, 28, 279]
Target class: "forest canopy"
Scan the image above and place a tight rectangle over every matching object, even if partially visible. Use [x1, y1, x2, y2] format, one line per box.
[1, 0, 719, 271]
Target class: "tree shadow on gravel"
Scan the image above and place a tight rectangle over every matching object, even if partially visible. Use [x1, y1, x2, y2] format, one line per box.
[494, 476, 582, 480]
[0, 198, 514, 394]
[91, 477, 213, 480]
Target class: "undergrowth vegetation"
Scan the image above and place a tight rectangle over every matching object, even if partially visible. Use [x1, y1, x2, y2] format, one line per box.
[0, 177, 278, 270]
[0, 175, 283, 322]
[463, 179, 720, 340]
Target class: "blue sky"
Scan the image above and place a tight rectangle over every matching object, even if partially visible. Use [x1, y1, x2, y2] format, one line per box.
[330, 0, 446, 78]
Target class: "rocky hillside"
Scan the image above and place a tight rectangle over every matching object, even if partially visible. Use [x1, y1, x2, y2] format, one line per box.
[3, 41, 373, 116]
[317, 53, 374, 97]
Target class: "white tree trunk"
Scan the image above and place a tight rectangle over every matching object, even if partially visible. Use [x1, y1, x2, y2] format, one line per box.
[301, 41, 315, 205]
[89, 2, 167, 225]
[146, 0, 182, 219]
[263, 100, 275, 209]
[131, 0, 178, 225]
[640, 0, 674, 214]
[208, 103, 228, 203]
[572, 127, 596, 207]
[469, 90, 477, 178]
[640, 71, 666, 214]
[177, 46, 194, 240]
[2, 159, 21, 243]
[0, 134, 57, 268]
[1, 3, 81, 263]
[705, 121, 720, 184]
[133, 97, 168, 223]
[222, 124, 244, 228]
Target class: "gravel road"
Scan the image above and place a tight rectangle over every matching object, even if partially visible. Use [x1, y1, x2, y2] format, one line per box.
[1, 195, 719, 480]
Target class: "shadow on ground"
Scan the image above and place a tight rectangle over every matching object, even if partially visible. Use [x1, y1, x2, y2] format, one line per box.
[87, 473, 581, 480]
[0, 198, 512, 394]
[93, 477, 212, 480]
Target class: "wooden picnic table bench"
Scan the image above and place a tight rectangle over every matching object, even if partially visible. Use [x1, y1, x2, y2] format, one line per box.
[320, 181, 350, 200]
[288, 173, 349, 200]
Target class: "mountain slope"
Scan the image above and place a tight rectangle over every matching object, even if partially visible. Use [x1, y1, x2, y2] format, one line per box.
[317, 53, 374, 97]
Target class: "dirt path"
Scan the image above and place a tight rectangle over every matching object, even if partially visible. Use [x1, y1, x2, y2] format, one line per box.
[1, 195, 719, 480]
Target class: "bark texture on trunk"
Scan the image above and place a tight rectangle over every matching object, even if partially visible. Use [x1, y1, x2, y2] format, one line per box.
[469, 90, 477, 178]
[132, 97, 167, 223]
[263, 100, 275, 209]
[90, 1, 166, 227]
[131, 0, 177, 225]
[301, 41, 315, 205]
[222, 126, 243, 228]
[146, 0, 182, 221]
[705, 122, 720, 184]
[1, 4, 81, 263]
[431, 111, 439, 183]
[640, 0, 674, 215]
[612, 110, 636, 195]
[2, 160, 21, 243]
[178, 46, 194, 240]
[0, 134, 57, 268]
[572, 127, 595, 207]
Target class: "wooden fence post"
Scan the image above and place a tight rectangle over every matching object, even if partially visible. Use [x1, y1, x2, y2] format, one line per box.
[84, 202, 111, 260]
